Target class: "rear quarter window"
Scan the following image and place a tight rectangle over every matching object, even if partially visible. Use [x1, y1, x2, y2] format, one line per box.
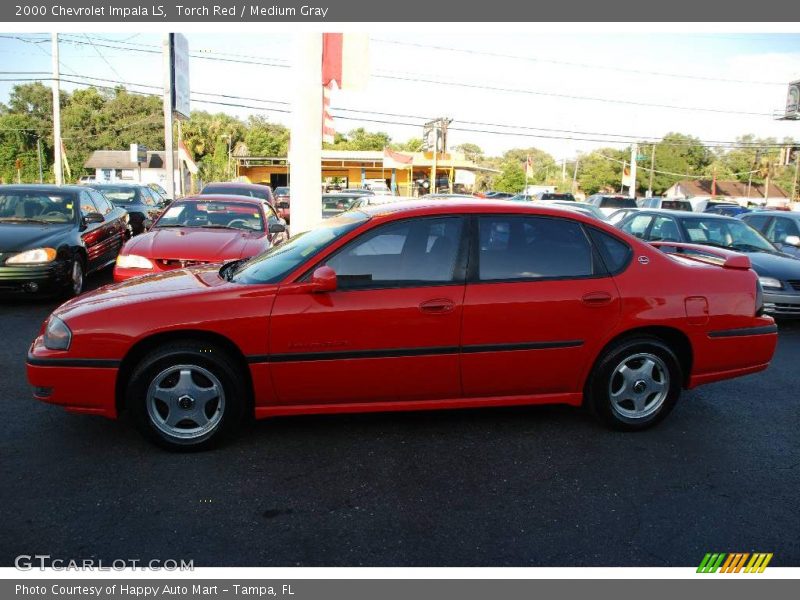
[588, 228, 633, 274]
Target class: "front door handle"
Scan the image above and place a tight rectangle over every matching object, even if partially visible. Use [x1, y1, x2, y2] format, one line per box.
[419, 298, 456, 314]
[581, 291, 613, 307]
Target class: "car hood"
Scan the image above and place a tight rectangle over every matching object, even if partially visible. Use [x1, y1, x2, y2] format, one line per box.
[0, 223, 73, 252]
[55, 264, 234, 319]
[745, 251, 800, 279]
[123, 227, 266, 261]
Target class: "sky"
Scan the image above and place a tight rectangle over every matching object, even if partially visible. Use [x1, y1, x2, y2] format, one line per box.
[1, 31, 799, 161]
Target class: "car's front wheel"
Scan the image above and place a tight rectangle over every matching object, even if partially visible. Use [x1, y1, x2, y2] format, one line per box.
[126, 341, 247, 451]
[587, 336, 682, 430]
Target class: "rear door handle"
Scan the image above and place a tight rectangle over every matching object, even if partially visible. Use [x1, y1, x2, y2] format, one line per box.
[581, 292, 613, 306]
[419, 298, 456, 314]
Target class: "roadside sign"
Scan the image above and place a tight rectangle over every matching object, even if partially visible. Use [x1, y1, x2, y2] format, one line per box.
[130, 144, 147, 164]
[170, 33, 191, 120]
[786, 80, 799, 119]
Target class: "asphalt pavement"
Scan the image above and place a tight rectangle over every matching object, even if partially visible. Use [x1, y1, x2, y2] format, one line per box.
[1, 266, 798, 567]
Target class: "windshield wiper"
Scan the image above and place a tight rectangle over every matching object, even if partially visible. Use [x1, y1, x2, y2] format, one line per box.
[732, 243, 772, 254]
[0, 217, 52, 224]
[155, 223, 185, 228]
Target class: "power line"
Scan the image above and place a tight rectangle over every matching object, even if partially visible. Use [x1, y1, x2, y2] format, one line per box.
[372, 38, 787, 86]
[1, 34, 777, 119]
[1, 75, 795, 150]
[594, 151, 762, 179]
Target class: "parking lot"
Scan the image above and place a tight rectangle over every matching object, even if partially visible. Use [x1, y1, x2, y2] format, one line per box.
[1, 266, 798, 567]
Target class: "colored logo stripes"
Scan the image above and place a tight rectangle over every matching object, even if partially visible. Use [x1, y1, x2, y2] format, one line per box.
[697, 553, 773, 573]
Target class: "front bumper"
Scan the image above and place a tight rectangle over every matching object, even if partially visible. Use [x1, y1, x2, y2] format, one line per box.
[0, 260, 70, 297]
[26, 336, 119, 418]
[763, 290, 800, 316]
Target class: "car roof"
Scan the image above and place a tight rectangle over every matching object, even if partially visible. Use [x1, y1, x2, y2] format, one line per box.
[0, 184, 85, 192]
[202, 182, 271, 190]
[87, 182, 147, 188]
[357, 198, 612, 224]
[176, 194, 266, 205]
[742, 210, 799, 217]
[633, 208, 739, 221]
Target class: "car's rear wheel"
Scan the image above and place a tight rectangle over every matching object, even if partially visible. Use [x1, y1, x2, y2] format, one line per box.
[126, 341, 246, 451]
[587, 336, 682, 430]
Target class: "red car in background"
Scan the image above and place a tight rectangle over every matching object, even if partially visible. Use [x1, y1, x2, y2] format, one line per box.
[113, 195, 287, 281]
[27, 200, 776, 451]
[273, 186, 290, 223]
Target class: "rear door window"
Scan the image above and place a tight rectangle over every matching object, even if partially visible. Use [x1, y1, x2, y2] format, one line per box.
[620, 214, 653, 238]
[477, 215, 596, 281]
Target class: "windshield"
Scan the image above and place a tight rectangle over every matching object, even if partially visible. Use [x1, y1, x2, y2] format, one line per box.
[201, 186, 269, 201]
[230, 211, 369, 284]
[92, 187, 139, 204]
[0, 191, 76, 223]
[681, 217, 777, 253]
[599, 197, 637, 209]
[540, 193, 575, 201]
[274, 187, 290, 196]
[155, 200, 265, 231]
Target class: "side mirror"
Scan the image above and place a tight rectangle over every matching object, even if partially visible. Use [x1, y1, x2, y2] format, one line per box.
[784, 235, 800, 247]
[82, 212, 104, 225]
[310, 266, 337, 293]
[269, 222, 287, 234]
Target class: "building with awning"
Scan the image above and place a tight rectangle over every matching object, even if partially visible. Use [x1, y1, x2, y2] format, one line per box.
[232, 148, 497, 196]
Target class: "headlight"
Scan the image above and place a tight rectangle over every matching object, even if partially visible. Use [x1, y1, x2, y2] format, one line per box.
[758, 276, 783, 291]
[43, 315, 72, 351]
[116, 254, 154, 269]
[6, 248, 57, 264]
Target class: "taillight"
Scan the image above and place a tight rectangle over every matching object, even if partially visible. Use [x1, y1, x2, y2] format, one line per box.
[755, 279, 765, 316]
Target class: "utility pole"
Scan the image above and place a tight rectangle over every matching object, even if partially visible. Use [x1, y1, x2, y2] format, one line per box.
[793, 151, 799, 201]
[288, 33, 323, 234]
[571, 157, 579, 194]
[51, 33, 63, 185]
[561, 157, 566, 183]
[176, 119, 185, 197]
[162, 34, 176, 200]
[620, 160, 626, 193]
[629, 143, 638, 199]
[36, 137, 43, 183]
[648, 144, 655, 197]
[431, 126, 438, 194]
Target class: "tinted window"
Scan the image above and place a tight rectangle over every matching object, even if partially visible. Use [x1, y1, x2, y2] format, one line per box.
[79, 192, 100, 217]
[264, 204, 279, 226]
[681, 217, 776, 252]
[642, 198, 659, 208]
[649, 216, 681, 241]
[94, 186, 139, 204]
[88, 190, 113, 215]
[661, 200, 691, 211]
[231, 212, 369, 284]
[155, 200, 264, 231]
[589, 228, 632, 273]
[766, 217, 800, 243]
[621, 214, 653, 238]
[0, 191, 76, 223]
[478, 216, 594, 281]
[540, 193, 575, 201]
[741, 214, 770, 231]
[324, 217, 464, 289]
[599, 197, 637, 209]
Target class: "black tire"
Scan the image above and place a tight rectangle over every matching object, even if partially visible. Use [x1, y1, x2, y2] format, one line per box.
[586, 336, 682, 431]
[63, 255, 85, 299]
[126, 341, 247, 451]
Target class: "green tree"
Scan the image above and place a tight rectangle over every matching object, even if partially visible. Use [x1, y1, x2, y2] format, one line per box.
[324, 127, 392, 151]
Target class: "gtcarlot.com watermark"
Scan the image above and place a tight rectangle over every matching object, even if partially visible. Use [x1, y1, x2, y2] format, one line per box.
[15, 554, 194, 571]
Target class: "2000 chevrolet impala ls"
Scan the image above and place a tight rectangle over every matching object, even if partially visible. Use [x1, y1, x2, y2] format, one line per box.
[27, 200, 778, 450]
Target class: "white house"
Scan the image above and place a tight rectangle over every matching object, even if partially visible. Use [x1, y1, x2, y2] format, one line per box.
[83, 150, 194, 198]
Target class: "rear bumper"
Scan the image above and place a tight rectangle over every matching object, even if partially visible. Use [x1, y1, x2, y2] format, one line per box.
[0, 261, 70, 296]
[26, 338, 119, 419]
[688, 321, 778, 388]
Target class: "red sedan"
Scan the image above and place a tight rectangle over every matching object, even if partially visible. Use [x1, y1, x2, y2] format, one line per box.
[113, 195, 288, 282]
[27, 200, 777, 450]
